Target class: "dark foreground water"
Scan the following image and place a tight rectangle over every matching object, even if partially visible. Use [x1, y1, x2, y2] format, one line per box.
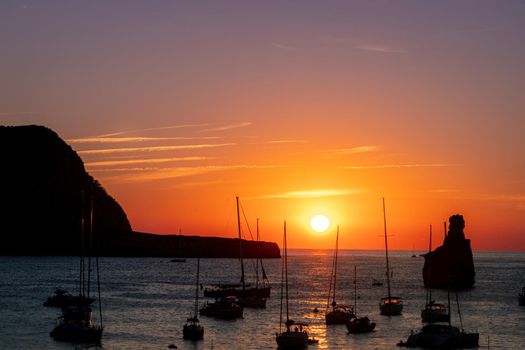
[1, 250, 525, 349]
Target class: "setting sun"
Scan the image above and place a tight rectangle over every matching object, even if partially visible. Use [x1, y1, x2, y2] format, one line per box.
[310, 214, 330, 233]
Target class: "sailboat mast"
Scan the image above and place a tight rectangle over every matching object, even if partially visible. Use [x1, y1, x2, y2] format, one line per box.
[284, 220, 289, 322]
[279, 221, 285, 333]
[87, 195, 93, 300]
[428, 224, 433, 303]
[354, 265, 357, 316]
[194, 258, 200, 318]
[256, 218, 260, 289]
[79, 190, 85, 297]
[332, 225, 339, 306]
[383, 198, 392, 299]
[236, 196, 245, 291]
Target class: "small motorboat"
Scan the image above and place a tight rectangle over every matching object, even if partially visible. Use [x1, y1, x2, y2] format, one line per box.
[200, 296, 243, 319]
[183, 316, 204, 340]
[397, 323, 479, 348]
[421, 301, 450, 323]
[372, 279, 383, 286]
[380, 296, 403, 316]
[519, 287, 525, 306]
[347, 316, 376, 333]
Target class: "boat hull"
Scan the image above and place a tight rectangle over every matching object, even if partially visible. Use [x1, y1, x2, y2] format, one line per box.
[380, 297, 403, 316]
[50, 325, 103, 343]
[346, 317, 376, 333]
[183, 324, 204, 340]
[421, 309, 450, 323]
[203, 286, 271, 298]
[276, 331, 308, 349]
[199, 300, 243, 319]
[397, 324, 479, 349]
[325, 308, 354, 325]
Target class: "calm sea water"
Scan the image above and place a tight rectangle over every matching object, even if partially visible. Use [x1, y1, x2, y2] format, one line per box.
[1, 250, 525, 349]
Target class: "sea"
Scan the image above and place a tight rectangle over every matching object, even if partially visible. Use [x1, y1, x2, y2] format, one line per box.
[1, 250, 524, 349]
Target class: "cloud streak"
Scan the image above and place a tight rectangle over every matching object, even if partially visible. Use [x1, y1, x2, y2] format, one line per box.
[68, 136, 219, 143]
[85, 156, 209, 167]
[326, 146, 379, 154]
[202, 122, 251, 132]
[342, 163, 450, 169]
[96, 123, 211, 137]
[260, 189, 362, 199]
[78, 143, 235, 155]
[97, 165, 277, 183]
[355, 44, 405, 53]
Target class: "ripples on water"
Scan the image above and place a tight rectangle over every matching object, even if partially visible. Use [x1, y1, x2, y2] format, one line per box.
[1, 250, 525, 349]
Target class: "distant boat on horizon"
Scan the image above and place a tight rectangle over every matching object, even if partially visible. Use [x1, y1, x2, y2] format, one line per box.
[171, 228, 186, 263]
[379, 198, 403, 316]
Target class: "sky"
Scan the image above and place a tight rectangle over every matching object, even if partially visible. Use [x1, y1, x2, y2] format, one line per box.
[1, 0, 525, 250]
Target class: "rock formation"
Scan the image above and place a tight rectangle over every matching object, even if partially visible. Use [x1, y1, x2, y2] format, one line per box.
[423, 214, 475, 289]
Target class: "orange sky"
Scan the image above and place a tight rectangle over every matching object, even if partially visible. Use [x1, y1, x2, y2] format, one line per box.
[1, 2, 524, 250]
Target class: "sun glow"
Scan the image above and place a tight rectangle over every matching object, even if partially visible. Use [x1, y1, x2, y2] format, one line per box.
[310, 214, 330, 233]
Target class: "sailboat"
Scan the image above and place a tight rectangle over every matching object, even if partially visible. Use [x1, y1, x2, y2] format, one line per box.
[171, 228, 186, 263]
[347, 266, 376, 333]
[276, 221, 316, 349]
[183, 258, 204, 340]
[421, 224, 449, 323]
[325, 226, 354, 325]
[398, 287, 479, 348]
[50, 192, 103, 343]
[379, 198, 403, 316]
[203, 197, 270, 301]
[411, 244, 417, 258]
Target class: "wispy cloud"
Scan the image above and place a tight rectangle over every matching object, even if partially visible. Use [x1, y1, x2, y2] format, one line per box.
[202, 122, 251, 132]
[171, 179, 225, 188]
[427, 189, 460, 193]
[68, 136, 219, 143]
[98, 165, 277, 183]
[342, 163, 450, 169]
[78, 143, 234, 155]
[270, 42, 297, 51]
[96, 123, 211, 137]
[326, 146, 379, 154]
[355, 44, 405, 53]
[0, 111, 38, 116]
[260, 189, 362, 199]
[267, 140, 308, 144]
[85, 156, 209, 167]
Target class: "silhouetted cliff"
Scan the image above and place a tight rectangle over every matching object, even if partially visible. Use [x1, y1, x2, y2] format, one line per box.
[0, 125, 280, 258]
[423, 214, 475, 289]
[0, 125, 131, 255]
